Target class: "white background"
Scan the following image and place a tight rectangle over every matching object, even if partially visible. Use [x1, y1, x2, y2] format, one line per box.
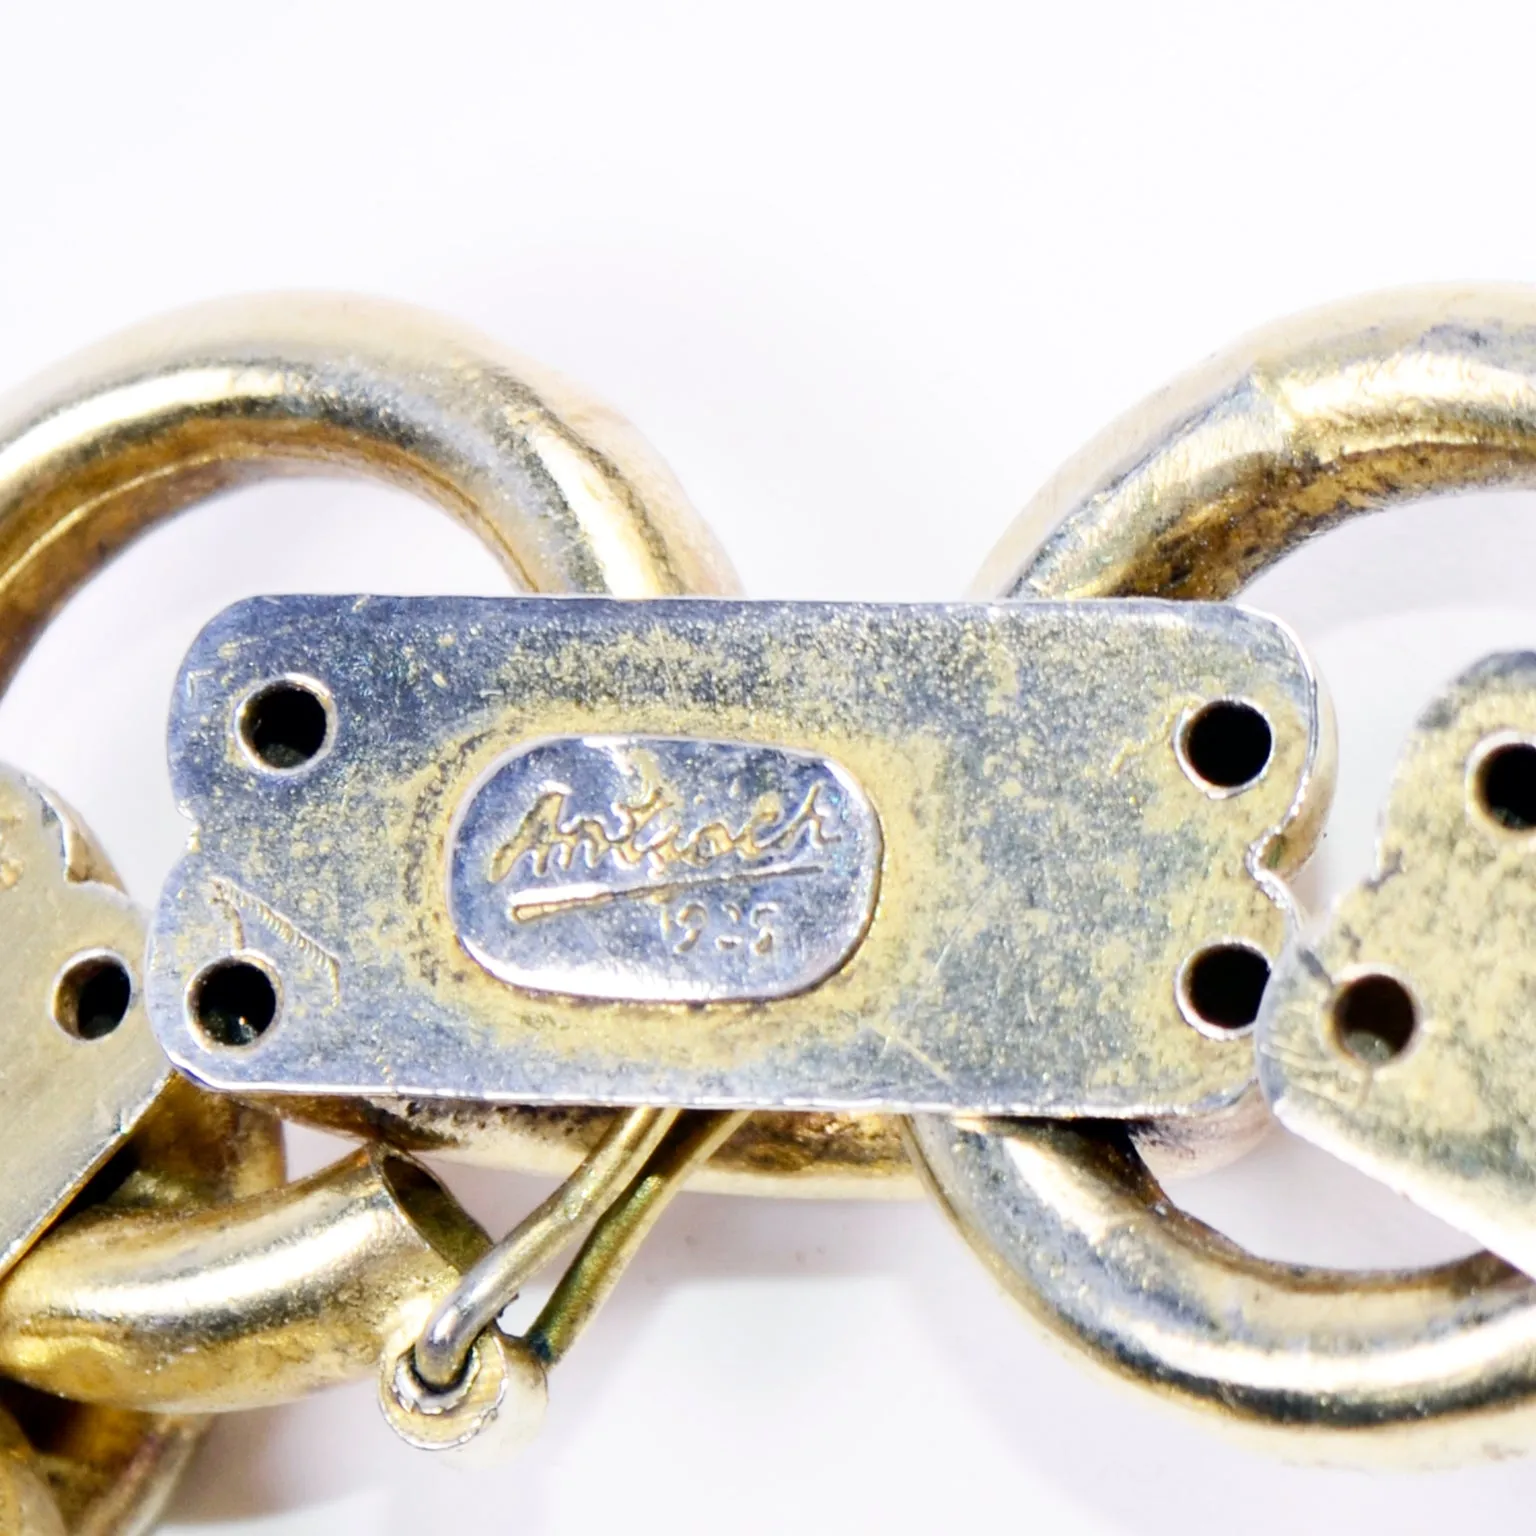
[3, 3, 1535, 1531]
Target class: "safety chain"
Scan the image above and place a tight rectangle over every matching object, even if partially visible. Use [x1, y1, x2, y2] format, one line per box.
[1, 287, 1534, 1527]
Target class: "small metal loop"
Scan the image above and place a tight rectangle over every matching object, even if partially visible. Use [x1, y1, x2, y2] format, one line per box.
[383, 1328, 549, 1467]
[526, 1110, 749, 1367]
[412, 1106, 679, 1393]
[913, 285, 1536, 1462]
[382, 1110, 746, 1460]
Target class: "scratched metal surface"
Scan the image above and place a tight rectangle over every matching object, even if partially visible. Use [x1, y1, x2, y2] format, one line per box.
[147, 596, 1326, 1117]
[1261, 653, 1536, 1278]
[0, 768, 169, 1277]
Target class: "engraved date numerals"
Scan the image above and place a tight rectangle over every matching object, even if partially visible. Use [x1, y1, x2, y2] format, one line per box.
[664, 899, 779, 959]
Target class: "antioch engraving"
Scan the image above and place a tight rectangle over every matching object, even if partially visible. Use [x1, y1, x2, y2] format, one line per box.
[449, 736, 881, 1001]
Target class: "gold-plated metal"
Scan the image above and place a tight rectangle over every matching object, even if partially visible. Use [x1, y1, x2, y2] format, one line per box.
[0, 293, 754, 1530]
[0, 296, 905, 1521]
[10, 1404, 203, 1536]
[281, 1096, 914, 1199]
[0, 1144, 488, 1414]
[977, 283, 1536, 607]
[4, 1078, 284, 1533]
[380, 1109, 744, 1460]
[0, 753, 283, 1530]
[911, 1116, 1536, 1467]
[0, 294, 732, 668]
[0, 292, 899, 1198]
[0, 769, 168, 1278]
[413, 1107, 679, 1392]
[0, 1405, 67, 1536]
[382, 1329, 549, 1467]
[46, 282, 1536, 1486]
[1261, 654, 1536, 1276]
[526, 1110, 750, 1367]
[909, 285, 1536, 1462]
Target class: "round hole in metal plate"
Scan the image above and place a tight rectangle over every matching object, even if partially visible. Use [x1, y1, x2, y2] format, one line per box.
[1179, 700, 1273, 793]
[54, 951, 134, 1040]
[1177, 942, 1271, 1036]
[189, 956, 280, 1048]
[1331, 972, 1418, 1066]
[1474, 739, 1536, 832]
[239, 677, 333, 771]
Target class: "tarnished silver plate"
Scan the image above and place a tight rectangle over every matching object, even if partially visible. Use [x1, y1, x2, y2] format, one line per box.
[0, 768, 170, 1277]
[1260, 654, 1536, 1278]
[146, 596, 1328, 1118]
[450, 736, 879, 1002]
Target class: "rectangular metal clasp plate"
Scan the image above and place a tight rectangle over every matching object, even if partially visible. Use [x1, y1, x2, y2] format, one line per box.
[146, 597, 1326, 1119]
